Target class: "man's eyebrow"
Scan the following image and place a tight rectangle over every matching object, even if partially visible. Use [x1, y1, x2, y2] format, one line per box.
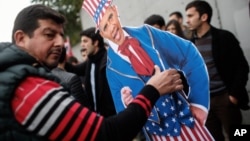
[43, 27, 65, 38]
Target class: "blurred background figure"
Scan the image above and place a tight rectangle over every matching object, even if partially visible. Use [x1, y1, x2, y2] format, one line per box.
[65, 27, 116, 117]
[144, 14, 166, 30]
[169, 11, 192, 39]
[185, 1, 250, 140]
[166, 20, 186, 39]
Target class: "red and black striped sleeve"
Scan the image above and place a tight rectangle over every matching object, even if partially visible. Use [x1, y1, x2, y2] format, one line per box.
[95, 85, 160, 141]
[12, 76, 104, 141]
[12, 76, 160, 141]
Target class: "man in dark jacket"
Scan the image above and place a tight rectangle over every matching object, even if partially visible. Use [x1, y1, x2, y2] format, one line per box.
[65, 27, 116, 117]
[186, 1, 250, 140]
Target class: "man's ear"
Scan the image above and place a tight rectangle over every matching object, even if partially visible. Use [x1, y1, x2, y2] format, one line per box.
[14, 30, 27, 47]
[94, 40, 99, 47]
[201, 13, 208, 22]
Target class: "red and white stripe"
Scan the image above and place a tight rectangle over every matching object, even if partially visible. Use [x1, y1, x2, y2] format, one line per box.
[82, 0, 98, 18]
[82, 0, 112, 26]
[12, 76, 104, 141]
[151, 120, 214, 141]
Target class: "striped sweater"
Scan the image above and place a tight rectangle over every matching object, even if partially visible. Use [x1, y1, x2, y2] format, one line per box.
[0, 42, 160, 141]
[12, 76, 160, 141]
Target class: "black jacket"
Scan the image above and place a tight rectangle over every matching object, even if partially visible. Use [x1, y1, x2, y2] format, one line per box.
[0, 43, 56, 140]
[51, 68, 91, 107]
[66, 48, 116, 117]
[191, 26, 250, 110]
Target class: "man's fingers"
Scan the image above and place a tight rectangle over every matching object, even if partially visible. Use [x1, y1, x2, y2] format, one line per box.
[147, 67, 185, 95]
[176, 84, 184, 91]
[172, 73, 183, 91]
[153, 65, 160, 75]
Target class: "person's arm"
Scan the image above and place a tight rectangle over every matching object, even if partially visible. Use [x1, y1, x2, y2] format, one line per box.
[64, 61, 86, 76]
[12, 66, 182, 141]
[96, 85, 159, 141]
[224, 30, 249, 109]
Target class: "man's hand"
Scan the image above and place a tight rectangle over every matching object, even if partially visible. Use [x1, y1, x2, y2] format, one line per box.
[229, 95, 238, 105]
[146, 65, 183, 95]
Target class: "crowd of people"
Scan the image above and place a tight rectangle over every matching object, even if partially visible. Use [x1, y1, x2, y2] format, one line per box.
[0, 0, 249, 141]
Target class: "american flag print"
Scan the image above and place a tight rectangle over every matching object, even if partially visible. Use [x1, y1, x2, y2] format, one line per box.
[143, 93, 214, 141]
[82, 0, 112, 26]
[150, 120, 215, 141]
[144, 94, 194, 136]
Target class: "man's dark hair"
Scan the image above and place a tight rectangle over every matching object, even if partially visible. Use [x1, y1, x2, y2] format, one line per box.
[80, 27, 105, 48]
[169, 11, 183, 19]
[12, 4, 66, 43]
[185, 0, 213, 24]
[144, 14, 166, 28]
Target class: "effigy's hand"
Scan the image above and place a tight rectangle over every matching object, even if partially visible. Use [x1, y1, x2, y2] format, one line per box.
[121, 86, 133, 107]
[190, 105, 207, 125]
